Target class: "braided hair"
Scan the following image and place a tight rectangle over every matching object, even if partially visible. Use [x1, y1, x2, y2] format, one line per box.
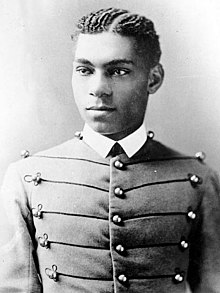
[72, 7, 161, 67]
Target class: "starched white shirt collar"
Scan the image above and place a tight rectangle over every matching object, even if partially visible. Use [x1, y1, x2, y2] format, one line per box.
[82, 123, 147, 158]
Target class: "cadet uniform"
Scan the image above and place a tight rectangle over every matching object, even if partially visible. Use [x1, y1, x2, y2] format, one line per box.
[1, 126, 220, 293]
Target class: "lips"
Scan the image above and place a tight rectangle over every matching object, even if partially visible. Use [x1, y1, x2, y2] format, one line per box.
[86, 105, 115, 111]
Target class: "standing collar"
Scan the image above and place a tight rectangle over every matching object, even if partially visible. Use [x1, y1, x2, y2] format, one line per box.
[82, 123, 147, 158]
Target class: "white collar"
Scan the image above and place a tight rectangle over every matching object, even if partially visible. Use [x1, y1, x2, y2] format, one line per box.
[82, 123, 147, 158]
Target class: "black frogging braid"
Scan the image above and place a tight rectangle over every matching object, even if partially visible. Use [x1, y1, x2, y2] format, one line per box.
[73, 7, 161, 66]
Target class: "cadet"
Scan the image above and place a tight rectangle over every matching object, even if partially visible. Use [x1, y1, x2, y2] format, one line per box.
[1, 7, 220, 293]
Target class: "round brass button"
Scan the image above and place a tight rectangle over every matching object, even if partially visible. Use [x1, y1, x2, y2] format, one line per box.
[115, 244, 125, 253]
[21, 149, 30, 158]
[114, 187, 124, 197]
[187, 211, 196, 220]
[174, 273, 184, 283]
[180, 240, 188, 249]
[189, 174, 202, 186]
[147, 131, 154, 139]
[114, 160, 124, 169]
[118, 274, 127, 283]
[74, 131, 83, 139]
[190, 174, 199, 183]
[112, 215, 122, 224]
[195, 151, 206, 161]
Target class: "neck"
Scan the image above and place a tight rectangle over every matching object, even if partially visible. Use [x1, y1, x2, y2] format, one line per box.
[102, 124, 143, 141]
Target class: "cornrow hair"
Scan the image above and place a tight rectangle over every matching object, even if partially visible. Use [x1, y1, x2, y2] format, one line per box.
[72, 7, 161, 67]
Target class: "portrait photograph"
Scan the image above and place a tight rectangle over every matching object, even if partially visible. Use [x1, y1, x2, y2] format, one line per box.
[0, 1, 220, 292]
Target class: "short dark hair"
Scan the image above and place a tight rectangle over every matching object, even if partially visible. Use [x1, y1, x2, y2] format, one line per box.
[72, 7, 161, 67]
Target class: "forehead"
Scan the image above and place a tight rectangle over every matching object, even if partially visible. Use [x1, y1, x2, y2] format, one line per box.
[74, 32, 138, 64]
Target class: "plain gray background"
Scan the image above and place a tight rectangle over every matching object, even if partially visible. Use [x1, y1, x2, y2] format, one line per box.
[1, 0, 220, 187]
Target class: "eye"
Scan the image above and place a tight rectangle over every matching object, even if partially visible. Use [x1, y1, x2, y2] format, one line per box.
[75, 67, 93, 76]
[110, 68, 130, 77]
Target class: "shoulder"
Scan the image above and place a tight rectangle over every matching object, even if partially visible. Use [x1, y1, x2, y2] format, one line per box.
[35, 137, 80, 157]
[135, 137, 205, 165]
[134, 137, 219, 189]
[149, 139, 220, 193]
[2, 138, 80, 180]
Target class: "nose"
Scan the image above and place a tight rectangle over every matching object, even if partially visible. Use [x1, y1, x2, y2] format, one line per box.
[89, 72, 112, 98]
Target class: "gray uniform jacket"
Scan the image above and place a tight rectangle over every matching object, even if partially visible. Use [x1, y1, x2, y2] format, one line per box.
[1, 133, 220, 293]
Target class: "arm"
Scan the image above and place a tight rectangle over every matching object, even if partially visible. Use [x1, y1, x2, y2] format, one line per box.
[0, 163, 42, 292]
[188, 170, 220, 293]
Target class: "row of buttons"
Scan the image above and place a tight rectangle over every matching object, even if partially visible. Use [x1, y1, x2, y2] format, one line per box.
[38, 233, 189, 252]
[45, 264, 129, 284]
[117, 272, 184, 285]
[44, 263, 184, 284]
[112, 211, 196, 225]
[112, 158, 127, 283]
[111, 158, 192, 285]
[20, 147, 206, 164]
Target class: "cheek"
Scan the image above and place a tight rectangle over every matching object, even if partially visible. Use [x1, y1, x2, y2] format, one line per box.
[118, 86, 148, 121]
[118, 77, 148, 95]
[119, 81, 148, 106]
[72, 79, 87, 104]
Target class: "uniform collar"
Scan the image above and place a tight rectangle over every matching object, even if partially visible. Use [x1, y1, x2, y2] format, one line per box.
[82, 123, 147, 158]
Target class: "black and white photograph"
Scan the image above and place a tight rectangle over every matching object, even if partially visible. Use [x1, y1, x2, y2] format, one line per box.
[0, 1, 220, 292]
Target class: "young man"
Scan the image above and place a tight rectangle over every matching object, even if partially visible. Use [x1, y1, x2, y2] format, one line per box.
[1, 7, 220, 293]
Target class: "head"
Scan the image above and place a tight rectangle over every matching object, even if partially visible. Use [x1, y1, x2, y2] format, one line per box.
[71, 7, 164, 140]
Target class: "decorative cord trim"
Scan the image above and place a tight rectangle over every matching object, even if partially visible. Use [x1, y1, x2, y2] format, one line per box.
[39, 237, 187, 251]
[33, 155, 109, 166]
[45, 266, 183, 281]
[129, 273, 183, 280]
[124, 178, 189, 192]
[41, 179, 108, 192]
[48, 240, 109, 250]
[40, 239, 181, 250]
[126, 156, 199, 166]
[33, 203, 196, 222]
[39, 234, 188, 251]
[58, 272, 178, 280]
[41, 210, 108, 220]
[58, 271, 113, 281]
[123, 211, 187, 221]
[126, 242, 182, 250]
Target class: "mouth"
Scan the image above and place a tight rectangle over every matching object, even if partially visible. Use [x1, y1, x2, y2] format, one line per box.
[86, 106, 115, 111]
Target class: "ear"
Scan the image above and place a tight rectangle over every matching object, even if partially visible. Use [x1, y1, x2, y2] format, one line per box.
[147, 63, 164, 94]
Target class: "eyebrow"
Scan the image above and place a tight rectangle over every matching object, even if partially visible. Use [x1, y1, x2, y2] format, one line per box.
[74, 58, 134, 67]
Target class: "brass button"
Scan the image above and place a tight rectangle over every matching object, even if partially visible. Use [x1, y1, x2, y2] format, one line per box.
[174, 273, 184, 283]
[147, 131, 154, 139]
[114, 160, 124, 169]
[115, 244, 125, 253]
[180, 240, 188, 250]
[74, 131, 83, 139]
[195, 151, 206, 162]
[112, 215, 122, 224]
[21, 150, 30, 159]
[114, 187, 124, 197]
[188, 174, 202, 187]
[187, 211, 196, 220]
[118, 274, 127, 283]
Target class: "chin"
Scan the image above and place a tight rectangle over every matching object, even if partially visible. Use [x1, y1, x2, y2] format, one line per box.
[88, 122, 117, 135]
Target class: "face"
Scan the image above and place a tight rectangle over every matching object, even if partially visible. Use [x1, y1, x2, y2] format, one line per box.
[72, 32, 151, 140]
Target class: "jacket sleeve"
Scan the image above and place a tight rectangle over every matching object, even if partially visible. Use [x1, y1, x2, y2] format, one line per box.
[0, 163, 42, 292]
[188, 169, 220, 293]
